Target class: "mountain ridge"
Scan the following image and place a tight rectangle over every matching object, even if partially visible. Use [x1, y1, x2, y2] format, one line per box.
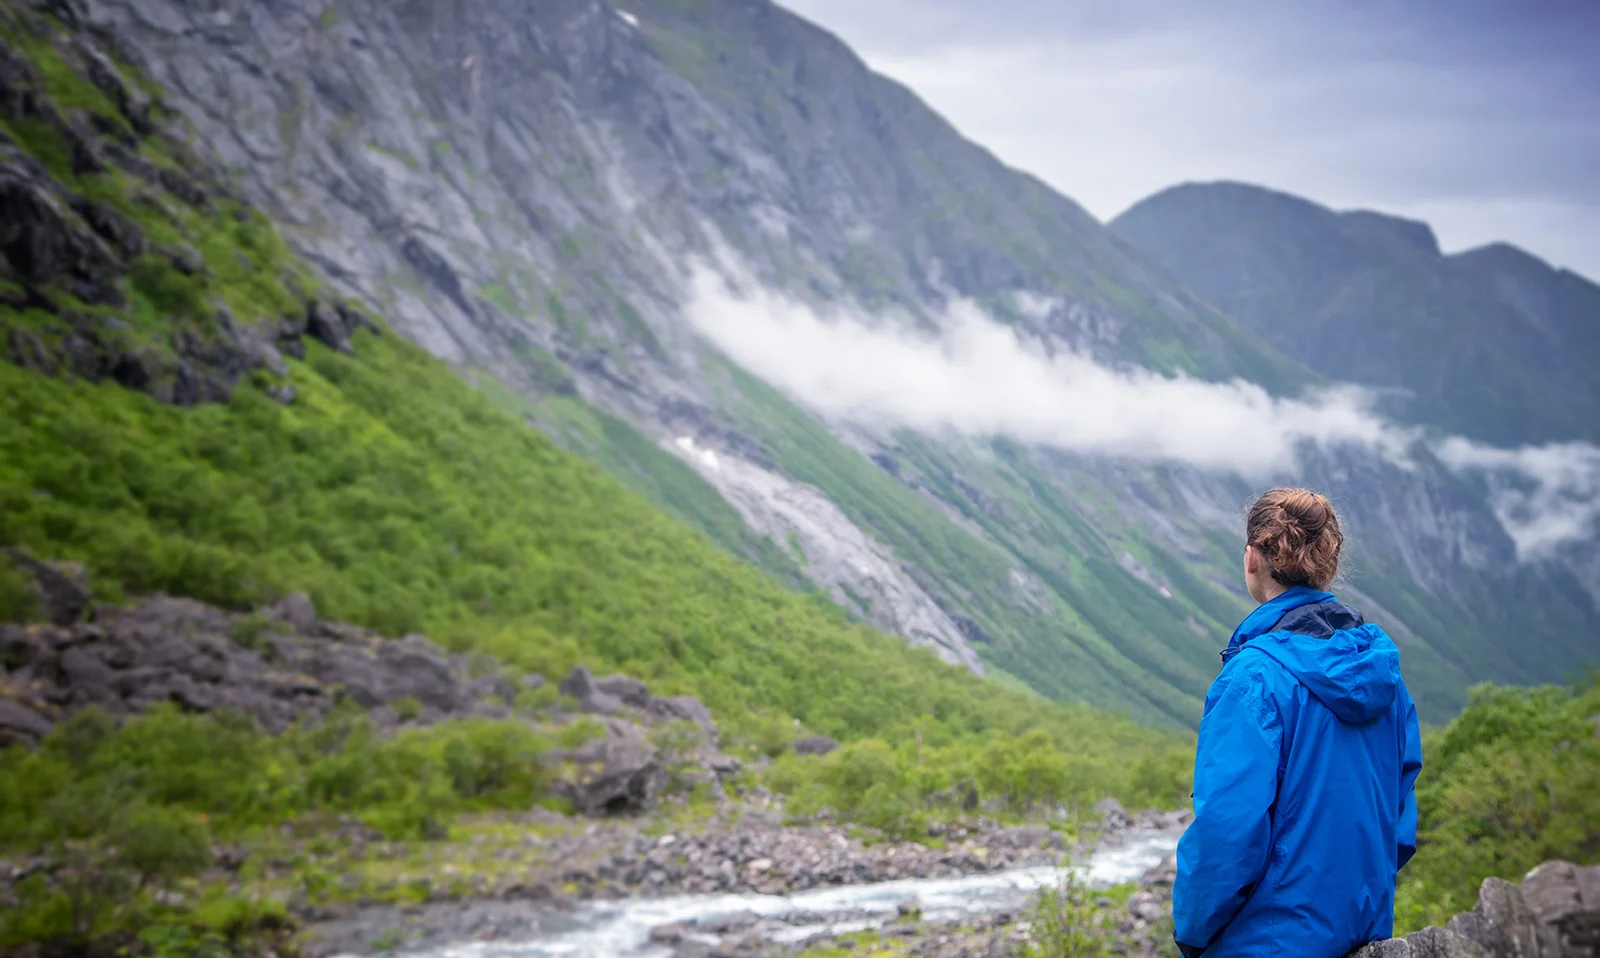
[1111, 179, 1600, 447]
[32, 0, 1598, 725]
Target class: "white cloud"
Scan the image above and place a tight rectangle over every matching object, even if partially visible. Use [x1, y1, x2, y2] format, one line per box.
[684, 266, 1600, 556]
[1435, 439, 1600, 558]
[686, 267, 1410, 474]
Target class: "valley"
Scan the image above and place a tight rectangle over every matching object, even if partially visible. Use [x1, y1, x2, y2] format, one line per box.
[0, 0, 1596, 956]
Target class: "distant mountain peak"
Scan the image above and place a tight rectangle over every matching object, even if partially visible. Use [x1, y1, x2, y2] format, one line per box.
[1451, 240, 1555, 277]
[1111, 180, 1600, 446]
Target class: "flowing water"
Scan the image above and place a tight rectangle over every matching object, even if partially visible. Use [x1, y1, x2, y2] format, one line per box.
[372, 830, 1180, 958]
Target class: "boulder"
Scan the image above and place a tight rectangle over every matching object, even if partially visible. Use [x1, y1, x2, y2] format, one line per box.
[1446, 877, 1562, 958]
[5, 549, 91, 625]
[1094, 797, 1133, 831]
[792, 734, 838, 756]
[1139, 854, 1178, 888]
[1349, 926, 1488, 958]
[559, 665, 597, 698]
[1520, 861, 1600, 957]
[559, 666, 623, 714]
[376, 636, 462, 711]
[270, 592, 320, 634]
[554, 731, 667, 816]
[1126, 890, 1166, 923]
[305, 298, 354, 354]
[648, 694, 717, 735]
[0, 698, 52, 747]
[594, 673, 650, 708]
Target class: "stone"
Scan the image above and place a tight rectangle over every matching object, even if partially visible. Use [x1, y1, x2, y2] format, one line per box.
[1348, 927, 1487, 958]
[554, 731, 667, 816]
[1446, 877, 1561, 958]
[1094, 797, 1134, 831]
[792, 734, 839, 756]
[1139, 854, 1178, 888]
[649, 694, 717, 735]
[306, 298, 354, 354]
[0, 698, 52, 747]
[1519, 861, 1600, 957]
[1126, 891, 1166, 923]
[594, 673, 650, 707]
[271, 592, 320, 634]
[376, 636, 462, 711]
[559, 666, 598, 699]
[5, 549, 91, 625]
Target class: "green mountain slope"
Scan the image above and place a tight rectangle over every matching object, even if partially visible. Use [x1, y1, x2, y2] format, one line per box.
[0, 0, 1190, 765]
[1111, 181, 1600, 445]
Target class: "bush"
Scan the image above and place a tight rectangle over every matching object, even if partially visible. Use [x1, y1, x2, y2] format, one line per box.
[1024, 869, 1109, 958]
[0, 552, 39, 623]
[1395, 674, 1600, 931]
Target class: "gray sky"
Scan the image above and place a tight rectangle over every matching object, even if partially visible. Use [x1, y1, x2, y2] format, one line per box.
[782, 0, 1600, 280]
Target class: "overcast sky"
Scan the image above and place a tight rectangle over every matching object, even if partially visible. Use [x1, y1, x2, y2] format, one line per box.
[781, 0, 1600, 280]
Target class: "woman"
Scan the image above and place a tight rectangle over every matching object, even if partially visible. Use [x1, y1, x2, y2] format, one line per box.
[1173, 488, 1423, 958]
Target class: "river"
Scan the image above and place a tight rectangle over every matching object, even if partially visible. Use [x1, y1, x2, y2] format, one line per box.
[363, 829, 1180, 958]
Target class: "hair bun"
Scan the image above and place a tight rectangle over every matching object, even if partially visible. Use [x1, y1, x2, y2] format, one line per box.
[1247, 488, 1343, 589]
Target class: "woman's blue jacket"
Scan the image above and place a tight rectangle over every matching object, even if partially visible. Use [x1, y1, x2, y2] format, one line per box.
[1173, 586, 1423, 957]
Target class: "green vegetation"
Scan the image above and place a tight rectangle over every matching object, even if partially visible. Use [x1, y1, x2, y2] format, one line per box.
[1395, 674, 1600, 932]
[0, 330, 1196, 755]
[0, 705, 594, 950]
[763, 728, 1190, 840]
[0, 551, 39, 622]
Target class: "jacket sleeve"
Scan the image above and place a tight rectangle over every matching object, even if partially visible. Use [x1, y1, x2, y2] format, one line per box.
[1396, 685, 1423, 870]
[1173, 660, 1283, 954]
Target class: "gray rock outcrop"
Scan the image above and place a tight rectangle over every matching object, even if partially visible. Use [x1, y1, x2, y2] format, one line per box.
[550, 727, 668, 817]
[1350, 862, 1600, 958]
[1521, 862, 1600, 957]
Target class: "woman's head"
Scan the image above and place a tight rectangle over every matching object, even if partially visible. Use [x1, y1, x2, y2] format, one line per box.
[1244, 487, 1343, 602]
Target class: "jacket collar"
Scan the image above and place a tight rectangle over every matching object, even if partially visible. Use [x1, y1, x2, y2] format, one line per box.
[1223, 584, 1336, 662]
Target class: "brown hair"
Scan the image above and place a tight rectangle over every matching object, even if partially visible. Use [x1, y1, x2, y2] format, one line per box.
[1246, 487, 1344, 590]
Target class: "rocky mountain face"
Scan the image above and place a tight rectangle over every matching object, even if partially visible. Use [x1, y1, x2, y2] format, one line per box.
[1111, 181, 1600, 448]
[30, 0, 1599, 725]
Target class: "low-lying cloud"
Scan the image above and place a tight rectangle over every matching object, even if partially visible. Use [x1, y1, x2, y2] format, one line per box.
[684, 267, 1600, 557]
[1436, 439, 1600, 558]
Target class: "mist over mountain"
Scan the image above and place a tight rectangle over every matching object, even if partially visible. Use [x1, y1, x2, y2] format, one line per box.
[7, 0, 1597, 727]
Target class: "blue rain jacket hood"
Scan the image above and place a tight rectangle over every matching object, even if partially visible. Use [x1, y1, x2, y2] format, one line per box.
[1174, 587, 1423, 958]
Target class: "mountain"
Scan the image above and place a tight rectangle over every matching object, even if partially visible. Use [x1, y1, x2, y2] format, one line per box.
[0, 0, 1187, 768]
[5, 0, 1597, 727]
[1111, 181, 1600, 447]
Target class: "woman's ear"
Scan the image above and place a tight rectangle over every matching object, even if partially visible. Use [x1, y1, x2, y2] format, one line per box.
[1245, 544, 1261, 576]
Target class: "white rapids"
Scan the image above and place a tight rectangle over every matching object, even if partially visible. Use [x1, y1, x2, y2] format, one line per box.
[366, 830, 1179, 958]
